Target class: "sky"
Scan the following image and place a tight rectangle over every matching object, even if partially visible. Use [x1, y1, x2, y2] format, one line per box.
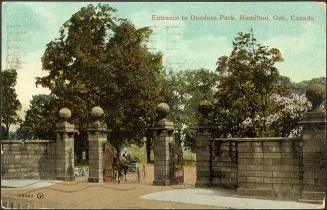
[1, 2, 326, 127]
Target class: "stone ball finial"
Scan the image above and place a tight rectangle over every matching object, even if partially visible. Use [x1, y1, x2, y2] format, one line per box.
[91, 106, 104, 119]
[156, 103, 170, 119]
[59, 108, 72, 120]
[305, 84, 326, 111]
[198, 100, 213, 116]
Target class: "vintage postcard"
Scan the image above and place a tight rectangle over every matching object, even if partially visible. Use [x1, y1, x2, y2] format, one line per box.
[1, 1, 326, 209]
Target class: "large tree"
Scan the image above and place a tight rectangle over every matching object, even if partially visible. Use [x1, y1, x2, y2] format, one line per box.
[0, 69, 22, 140]
[212, 31, 286, 137]
[36, 4, 163, 150]
[16, 94, 57, 140]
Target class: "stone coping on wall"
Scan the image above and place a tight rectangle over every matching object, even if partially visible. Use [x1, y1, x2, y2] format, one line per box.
[1, 140, 55, 144]
[210, 137, 300, 142]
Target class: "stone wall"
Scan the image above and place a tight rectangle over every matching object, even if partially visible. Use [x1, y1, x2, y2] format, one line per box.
[194, 84, 326, 203]
[0, 107, 108, 182]
[210, 141, 238, 188]
[206, 137, 304, 200]
[1, 140, 56, 179]
[201, 135, 326, 202]
[236, 138, 303, 200]
[195, 119, 325, 203]
[300, 111, 326, 202]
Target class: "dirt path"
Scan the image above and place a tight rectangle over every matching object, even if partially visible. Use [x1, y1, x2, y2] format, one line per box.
[2, 165, 215, 209]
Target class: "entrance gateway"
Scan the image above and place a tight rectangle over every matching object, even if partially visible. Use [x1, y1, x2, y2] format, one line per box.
[87, 105, 184, 185]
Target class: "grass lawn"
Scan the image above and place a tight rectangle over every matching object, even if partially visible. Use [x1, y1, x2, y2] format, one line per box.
[128, 144, 196, 166]
[75, 144, 196, 167]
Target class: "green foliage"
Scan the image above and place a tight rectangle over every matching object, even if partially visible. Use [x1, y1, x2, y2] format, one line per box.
[0, 69, 22, 139]
[161, 69, 218, 150]
[183, 153, 196, 166]
[35, 4, 163, 149]
[212, 31, 289, 137]
[127, 144, 154, 163]
[16, 94, 57, 140]
[103, 20, 163, 149]
[0, 125, 6, 140]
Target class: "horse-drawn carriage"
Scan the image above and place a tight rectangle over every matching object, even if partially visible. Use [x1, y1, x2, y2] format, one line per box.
[103, 143, 145, 183]
[114, 154, 146, 183]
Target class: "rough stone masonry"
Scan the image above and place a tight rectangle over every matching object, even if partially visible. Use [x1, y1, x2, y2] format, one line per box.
[1, 107, 76, 181]
[194, 84, 326, 204]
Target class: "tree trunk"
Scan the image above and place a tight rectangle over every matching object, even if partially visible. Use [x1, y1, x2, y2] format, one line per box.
[146, 136, 152, 163]
[5, 118, 9, 140]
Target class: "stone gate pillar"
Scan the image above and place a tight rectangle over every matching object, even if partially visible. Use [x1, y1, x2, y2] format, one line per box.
[195, 100, 213, 187]
[88, 106, 107, 183]
[56, 108, 76, 181]
[153, 103, 174, 185]
[301, 84, 326, 203]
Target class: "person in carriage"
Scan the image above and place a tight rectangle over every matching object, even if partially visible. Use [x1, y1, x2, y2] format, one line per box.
[111, 146, 128, 183]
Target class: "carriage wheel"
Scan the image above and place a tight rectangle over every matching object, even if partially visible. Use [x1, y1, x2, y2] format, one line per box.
[136, 166, 140, 182]
[118, 169, 123, 183]
[142, 164, 146, 178]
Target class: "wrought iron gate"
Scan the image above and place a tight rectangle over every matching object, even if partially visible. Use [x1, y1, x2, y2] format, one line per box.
[103, 142, 114, 182]
[169, 143, 184, 184]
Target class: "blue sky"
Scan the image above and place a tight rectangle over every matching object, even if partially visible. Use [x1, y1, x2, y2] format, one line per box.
[1, 2, 326, 122]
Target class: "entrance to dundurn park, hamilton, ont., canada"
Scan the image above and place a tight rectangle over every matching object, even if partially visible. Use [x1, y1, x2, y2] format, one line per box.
[1, 84, 326, 204]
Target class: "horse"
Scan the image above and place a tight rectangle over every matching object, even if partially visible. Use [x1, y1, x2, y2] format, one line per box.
[112, 151, 128, 183]
[119, 155, 128, 181]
